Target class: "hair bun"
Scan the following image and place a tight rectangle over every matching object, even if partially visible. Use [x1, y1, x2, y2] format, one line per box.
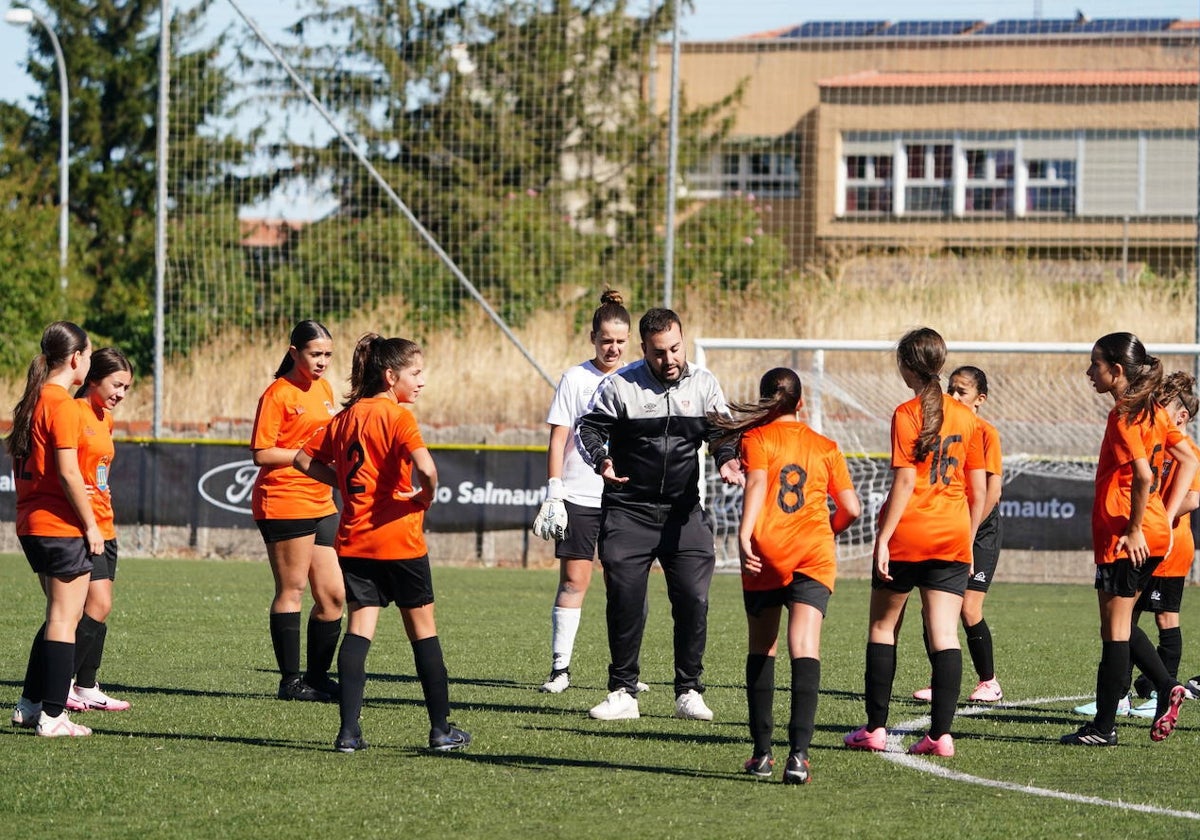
[600, 289, 624, 306]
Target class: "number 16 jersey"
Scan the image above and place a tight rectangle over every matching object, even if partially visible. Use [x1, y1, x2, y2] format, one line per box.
[886, 393, 984, 564]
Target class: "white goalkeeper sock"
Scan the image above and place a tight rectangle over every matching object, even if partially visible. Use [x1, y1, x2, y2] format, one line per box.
[551, 606, 582, 671]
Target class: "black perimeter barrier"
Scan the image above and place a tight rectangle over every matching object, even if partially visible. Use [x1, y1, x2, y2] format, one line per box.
[2, 440, 1187, 553]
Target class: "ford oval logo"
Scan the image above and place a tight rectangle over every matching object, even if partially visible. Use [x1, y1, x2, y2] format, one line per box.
[198, 460, 259, 515]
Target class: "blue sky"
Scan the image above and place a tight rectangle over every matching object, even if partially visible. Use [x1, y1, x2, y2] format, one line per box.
[0, 0, 1195, 105]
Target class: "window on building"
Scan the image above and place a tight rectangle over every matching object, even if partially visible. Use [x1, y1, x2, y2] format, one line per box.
[1026, 159, 1076, 215]
[685, 149, 799, 197]
[905, 144, 952, 215]
[964, 148, 1014, 215]
[844, 154, 892, 214]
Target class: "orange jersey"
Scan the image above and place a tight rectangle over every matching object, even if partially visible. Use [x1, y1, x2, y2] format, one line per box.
[1092, 404, 1183, 565]
[886, 393, 984, 563]
[739, 419, 854, 592]
[251, 376, 338, 520]
[76, 398, 116, 540]
[1155, 434, 1200, 577]
[978, 417, 1003, 477]
[14, 384, 87, 537]
[306, 397, 428, 560]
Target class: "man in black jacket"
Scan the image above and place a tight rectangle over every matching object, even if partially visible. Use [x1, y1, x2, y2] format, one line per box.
[577, 308, 743, 721]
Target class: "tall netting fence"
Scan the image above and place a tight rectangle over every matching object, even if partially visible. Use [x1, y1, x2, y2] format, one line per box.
[163, 4, 1198, 434]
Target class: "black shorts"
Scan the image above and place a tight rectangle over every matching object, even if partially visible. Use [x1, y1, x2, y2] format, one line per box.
[89, 540, 119, 582]
[256, 513, 338, 547]
[19, 535, 92, 579]
[340, 555, 434, 609]
[555, 501, 601, 561]
[1094, 557, 1163, 598]
[744, 571, 832, 618]
[968, 511, 1001, 593]
[1135, 575, 1185, 614]
[873, 559, 969, 596]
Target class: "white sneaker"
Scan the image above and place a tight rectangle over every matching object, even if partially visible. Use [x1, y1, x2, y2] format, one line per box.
[68, 682, 131, 712]
[1073, 694, 1132, 716]
[673, 689, 714, 721]
[636, 681, 650, 693]
[540, 670, 570, 694]
[11, 697, 41, 729]
[35, 710, 92, 738]
[1130, 696, 1158, 719]
[588, 688, 640, 720]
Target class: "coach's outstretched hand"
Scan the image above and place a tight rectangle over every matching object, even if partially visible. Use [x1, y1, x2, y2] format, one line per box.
[532, 478, 569, 541]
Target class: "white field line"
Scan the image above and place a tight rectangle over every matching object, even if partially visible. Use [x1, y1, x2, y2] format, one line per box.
[880, 694, 1200, 821]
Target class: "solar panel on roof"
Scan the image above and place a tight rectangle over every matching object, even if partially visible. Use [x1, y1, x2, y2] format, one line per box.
[876, 20, 980, 36]
[794, 20, 887, 38]
[1073, 18, 1173, 33]
[976, 19, 1078, 35]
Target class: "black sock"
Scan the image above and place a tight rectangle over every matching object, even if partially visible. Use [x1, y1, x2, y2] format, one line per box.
[929, 648, 962, 739]
[865, 642, 896, 731]
[22, 623, 47, 703]
[336, 633, 371, 737]
[921, 624, 932, 662]
[1095, 640, 1131, 733]
[1130, 625, 1174, 694]
[73, 615, 105, 688]
[305, 617, 342, 683]
[788, 657, 820, 756]
[1158, 627, 1183, 681]
[965, 618, 994, 682]
[745, 653, 775, 756]
[269, 612, 302, 680]
[41, 640, 75, 718]
[412, 636, 450, 734]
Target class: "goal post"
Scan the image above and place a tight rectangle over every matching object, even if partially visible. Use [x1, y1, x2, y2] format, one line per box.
[695, 337, 1200, 570]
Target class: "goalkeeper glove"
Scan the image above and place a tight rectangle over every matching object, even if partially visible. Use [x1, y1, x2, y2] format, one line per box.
[532, 478, 569, 541]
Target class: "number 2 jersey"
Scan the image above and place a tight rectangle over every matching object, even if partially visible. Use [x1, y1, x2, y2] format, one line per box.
[1093, 404, 1183, 565]
[15, 383, 87, 537]
[739, 420, 854, 592]
[886, 393, 984, 564]
[305, 397, 428, 561]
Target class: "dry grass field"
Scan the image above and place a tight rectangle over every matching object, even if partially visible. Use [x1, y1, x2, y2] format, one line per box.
[2, 254, 1195, 438]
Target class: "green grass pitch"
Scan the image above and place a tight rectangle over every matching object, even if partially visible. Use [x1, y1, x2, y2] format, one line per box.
[2, 557, 1199, 838]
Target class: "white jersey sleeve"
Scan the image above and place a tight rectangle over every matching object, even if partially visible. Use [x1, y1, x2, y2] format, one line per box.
[545, 360, 606, 507]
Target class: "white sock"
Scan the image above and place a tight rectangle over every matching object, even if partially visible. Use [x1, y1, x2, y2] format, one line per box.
[551, 606, 582, 671]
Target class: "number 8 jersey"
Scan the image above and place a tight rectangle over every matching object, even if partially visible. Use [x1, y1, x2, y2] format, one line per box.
[886, 393, 984, 564]
[740, 421, 855, 592]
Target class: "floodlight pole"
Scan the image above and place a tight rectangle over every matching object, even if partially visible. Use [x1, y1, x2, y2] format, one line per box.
[661, 0, 682, 309]
[5, 6, 69, 300]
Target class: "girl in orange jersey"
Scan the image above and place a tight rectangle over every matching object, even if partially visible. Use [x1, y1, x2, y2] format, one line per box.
[65, 348, 134, 713]
[712, 368, 859, 784]
[8, 321, 98, 738]
[844, 327, 985, 758]
[297, 335, 469, 754]
[1128, 373, 1200, 714]
[251, 320, 345, 703]
[1061, 333, 1197, 747]
[912, 366, 1005, 704]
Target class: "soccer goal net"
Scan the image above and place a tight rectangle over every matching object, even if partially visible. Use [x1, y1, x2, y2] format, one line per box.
[696, 338, 1200, 570]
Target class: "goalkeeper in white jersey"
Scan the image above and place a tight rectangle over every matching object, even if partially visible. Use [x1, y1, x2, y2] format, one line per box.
[531, 290, 632, 694]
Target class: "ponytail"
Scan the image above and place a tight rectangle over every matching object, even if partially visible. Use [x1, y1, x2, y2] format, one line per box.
[896, 327, 947, 462]
[710, 367, 803, 450]
[7, 321, 89, 459]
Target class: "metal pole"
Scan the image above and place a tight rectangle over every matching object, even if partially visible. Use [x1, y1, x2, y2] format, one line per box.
[7, 7, 69, 300]
[661, 0, 682, 309]
[154, 0, 170, 439]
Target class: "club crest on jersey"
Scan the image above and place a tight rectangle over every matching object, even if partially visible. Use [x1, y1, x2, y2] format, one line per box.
[643, 403, 656, 412]
[681, 400, 692, 410]
[324, 401, 336, 415]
